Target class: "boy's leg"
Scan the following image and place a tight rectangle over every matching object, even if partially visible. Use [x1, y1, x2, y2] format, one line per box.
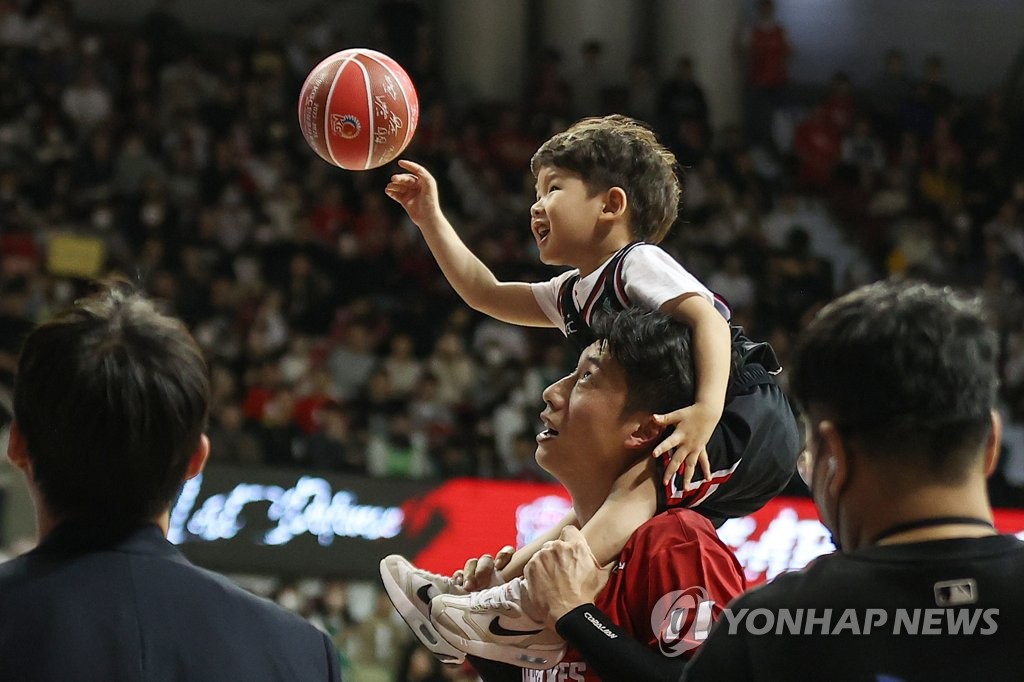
[578, 458, 659, 565]
[470, 509, 579, 586]
[380, 510, 580, 663]
[426, 462, 656, 668]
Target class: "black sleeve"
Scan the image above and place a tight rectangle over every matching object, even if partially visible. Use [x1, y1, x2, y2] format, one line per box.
[555, 604, 685, 682]
[467, 655, 523, 682]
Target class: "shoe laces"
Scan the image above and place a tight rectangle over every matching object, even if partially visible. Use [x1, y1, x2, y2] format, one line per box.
[469, 583, 516, 612]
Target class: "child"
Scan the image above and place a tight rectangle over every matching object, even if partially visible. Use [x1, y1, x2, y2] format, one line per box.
[379, 115, 800, 668]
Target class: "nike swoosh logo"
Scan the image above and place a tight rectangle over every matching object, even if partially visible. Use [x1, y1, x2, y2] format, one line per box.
[416, 584, 433, 606]
[488, 616, 544, 637]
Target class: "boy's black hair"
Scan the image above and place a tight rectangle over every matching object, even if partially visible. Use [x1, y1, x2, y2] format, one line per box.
[530, 114, 680, 244]
[13, 282, 210, 526]
[790, 280, 998, 482]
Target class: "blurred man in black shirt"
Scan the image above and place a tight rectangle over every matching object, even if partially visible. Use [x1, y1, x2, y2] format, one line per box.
[685, 280, 1024, 680]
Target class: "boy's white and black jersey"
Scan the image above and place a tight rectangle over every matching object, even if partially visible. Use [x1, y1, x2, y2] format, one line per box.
[532, 241, 800, 526]
[685, 534, 1024, 681]
[530, 241, 729, 352]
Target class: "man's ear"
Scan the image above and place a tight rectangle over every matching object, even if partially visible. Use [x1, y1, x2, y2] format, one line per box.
[7, 422, 32, 476]
[818, 421, 850, 498]
[601, 187, 628, 220]
[184, 434, 210, 481]
[625, 415, 663, 451]
[983, 409, 1003, 477]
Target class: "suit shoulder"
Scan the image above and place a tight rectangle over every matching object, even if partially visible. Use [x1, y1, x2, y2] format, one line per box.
[180, 563, 322, 632]
[0, 553, 38, 588]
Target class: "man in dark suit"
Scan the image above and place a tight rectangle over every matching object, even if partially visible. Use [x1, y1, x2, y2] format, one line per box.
[0, 283, 341, 681]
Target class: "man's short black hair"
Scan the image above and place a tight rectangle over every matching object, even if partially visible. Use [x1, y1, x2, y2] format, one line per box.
[591, 307, 697, 416]
[13, 282, 209, 526]
[790, 280, 998, 481]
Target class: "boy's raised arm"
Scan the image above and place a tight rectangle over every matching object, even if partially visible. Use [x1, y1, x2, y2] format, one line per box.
[386, 159, 553, 328]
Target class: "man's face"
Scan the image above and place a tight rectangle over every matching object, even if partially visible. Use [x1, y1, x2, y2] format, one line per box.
[530, 165, 605, 267]
[535, 341, 638, 478]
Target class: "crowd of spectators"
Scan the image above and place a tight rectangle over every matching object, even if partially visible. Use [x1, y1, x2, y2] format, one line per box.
[2, 0, 1024, 501]
[4, 1, 1024, 679]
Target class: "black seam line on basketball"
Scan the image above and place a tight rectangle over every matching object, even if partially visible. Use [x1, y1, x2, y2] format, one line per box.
[416, 584, 433, 606]
[488, 617, 544, 637]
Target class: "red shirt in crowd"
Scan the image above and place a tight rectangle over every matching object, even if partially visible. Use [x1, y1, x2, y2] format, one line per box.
[794, 108, 842, 190]
[748, 24, 790, 89]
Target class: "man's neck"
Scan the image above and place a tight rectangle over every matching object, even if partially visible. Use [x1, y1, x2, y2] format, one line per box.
[846, 478, 995, 551]
[35, 508, 171, 544]
[564, 455, 651, 527]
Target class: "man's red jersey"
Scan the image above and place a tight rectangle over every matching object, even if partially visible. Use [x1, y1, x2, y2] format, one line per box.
[523, 508, 745, 681]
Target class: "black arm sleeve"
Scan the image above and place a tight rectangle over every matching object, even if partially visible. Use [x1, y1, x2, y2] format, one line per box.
[555, 604, 686, 682]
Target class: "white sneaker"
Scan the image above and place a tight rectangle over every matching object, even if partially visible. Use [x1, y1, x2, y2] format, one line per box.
[429, 578, 566, 670]
[379, 555, 468, 664]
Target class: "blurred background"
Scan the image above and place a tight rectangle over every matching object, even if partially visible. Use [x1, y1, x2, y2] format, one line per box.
[3, 0, 1024, 679]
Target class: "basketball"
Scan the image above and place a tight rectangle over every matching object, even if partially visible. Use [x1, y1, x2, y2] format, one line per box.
[297, 48, 419, 171]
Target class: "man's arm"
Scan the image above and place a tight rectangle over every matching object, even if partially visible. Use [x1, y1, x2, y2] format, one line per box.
[524, 527, 688, 681]
[555, 604, 686, 682]
[469, 610, 688, 682]
[385, 160, 552, 327]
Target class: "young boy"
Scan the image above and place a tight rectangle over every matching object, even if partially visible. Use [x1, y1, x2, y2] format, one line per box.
[379, 115, 800, 668]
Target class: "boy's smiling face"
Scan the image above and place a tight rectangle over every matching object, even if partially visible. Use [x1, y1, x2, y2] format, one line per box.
[531, 165, 606, 268]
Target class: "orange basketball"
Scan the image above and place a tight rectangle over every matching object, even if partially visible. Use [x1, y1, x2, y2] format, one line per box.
[297, 48, 419, 171]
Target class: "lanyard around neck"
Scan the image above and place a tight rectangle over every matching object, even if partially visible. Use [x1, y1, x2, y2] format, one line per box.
[872, 516, 994, 545]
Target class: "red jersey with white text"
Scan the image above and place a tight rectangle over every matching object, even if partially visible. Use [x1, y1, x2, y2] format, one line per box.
[522, 509, 745, 681]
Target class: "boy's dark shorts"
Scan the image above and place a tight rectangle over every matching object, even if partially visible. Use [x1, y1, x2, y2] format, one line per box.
[656, 364, 802, 528]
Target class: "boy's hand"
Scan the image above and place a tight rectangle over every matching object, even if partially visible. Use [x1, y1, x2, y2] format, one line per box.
[652, 403, 719, 487]
[452, 545, 514, 591]
[384, 159, 442, 227]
